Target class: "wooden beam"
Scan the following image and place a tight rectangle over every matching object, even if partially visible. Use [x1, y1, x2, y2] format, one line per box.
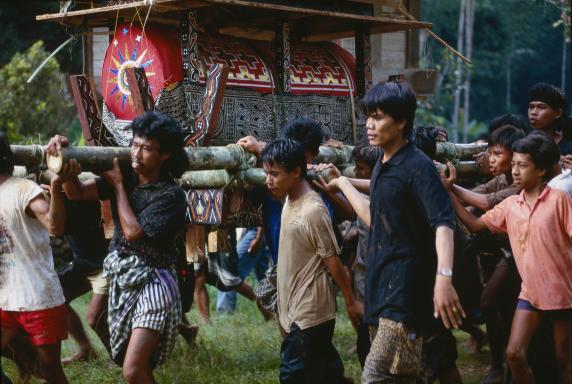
[204, 0, 429, 28]
[37, 0, 200, 21]
[36, 0, 431, 36]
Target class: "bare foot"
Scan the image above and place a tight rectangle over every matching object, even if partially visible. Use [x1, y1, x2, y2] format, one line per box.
[179, 324, 199, 346]
[62, 348, 96, 364]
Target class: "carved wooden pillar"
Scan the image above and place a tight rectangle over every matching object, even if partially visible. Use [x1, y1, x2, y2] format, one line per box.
[355, 25, 373, 97]
[181, 10, 201, 85]
[274, 18, 291, 94]
[125, 67, 154, 116]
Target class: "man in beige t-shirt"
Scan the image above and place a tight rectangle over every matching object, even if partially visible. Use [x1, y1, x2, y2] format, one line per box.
[261, 137, 362, 384]
[0, 131, 73, 384]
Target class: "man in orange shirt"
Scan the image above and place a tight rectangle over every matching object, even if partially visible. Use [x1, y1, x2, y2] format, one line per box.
[447, 131, 572, 384]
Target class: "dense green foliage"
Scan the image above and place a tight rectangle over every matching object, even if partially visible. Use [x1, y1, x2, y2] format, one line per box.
[419, 0, 571, 139]
[0, 2, 80, 72]
[0, 41, 78, 143]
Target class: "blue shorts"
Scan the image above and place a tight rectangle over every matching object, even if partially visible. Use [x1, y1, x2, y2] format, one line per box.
[517, 299, 572, 321]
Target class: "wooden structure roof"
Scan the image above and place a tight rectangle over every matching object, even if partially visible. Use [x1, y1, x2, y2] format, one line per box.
[36, 0, 431, 42]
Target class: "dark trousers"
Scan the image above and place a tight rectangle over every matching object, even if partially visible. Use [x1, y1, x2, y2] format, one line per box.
[279, 319, 345, 384]
[357, 321, 371, 368]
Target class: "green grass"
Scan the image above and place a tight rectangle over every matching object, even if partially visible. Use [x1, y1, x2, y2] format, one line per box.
[2, 288, 490, 383]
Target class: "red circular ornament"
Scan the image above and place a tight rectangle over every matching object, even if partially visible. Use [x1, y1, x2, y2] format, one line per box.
[101, 23, 183, 120]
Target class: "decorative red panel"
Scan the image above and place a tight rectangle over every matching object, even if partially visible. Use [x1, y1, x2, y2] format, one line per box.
[196, 35, 274, 93]
[288, 42, 356, 96]
[101, 23, 183, 120]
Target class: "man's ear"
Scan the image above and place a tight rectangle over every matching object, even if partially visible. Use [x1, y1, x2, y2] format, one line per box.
[293, 165, 302, 180]
[160, 151, 172, 162]
[538, 166, 547, 180]
[555, 108, 564, 119]
[397, 118, 407, 134]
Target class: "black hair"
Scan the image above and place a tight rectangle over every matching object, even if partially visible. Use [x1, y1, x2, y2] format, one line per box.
[351, 139, 381, 169]
[489, 125, 525, 150]
[260, 138, 307, 178]
[361, 81, 417, 139]
[475, 132, 490, 142]
[427, 126, 449, 142]
[130, 112, 187, 178]
[489, 114, 530, 134]
[512, 131, 560, 181]
[412, 126, 437, 159]
[0, 131, 14, 175]
[281, 118, 323, 156]
[528, 82, 566, 113]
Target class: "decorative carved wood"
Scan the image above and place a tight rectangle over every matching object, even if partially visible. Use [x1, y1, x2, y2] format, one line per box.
[184, 63, 230, 147]
[69, 75, 115, 146]
[186, 188, 225, 224]
[185, 187, 262, 226]
[275, 18, 291, 93]
[181, 10, 201, 85]
[125, 67, 154, 116]
[355, 25, 373, 97]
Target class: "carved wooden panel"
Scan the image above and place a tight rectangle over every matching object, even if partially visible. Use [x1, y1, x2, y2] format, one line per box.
[355, 26, 373, 97]
[184, 63, 229, 147]
[69, 75, 115, 146]
[125, 67, 154, 116]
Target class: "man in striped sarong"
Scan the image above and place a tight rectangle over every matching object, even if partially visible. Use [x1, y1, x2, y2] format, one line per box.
[47, 112, 188, 384]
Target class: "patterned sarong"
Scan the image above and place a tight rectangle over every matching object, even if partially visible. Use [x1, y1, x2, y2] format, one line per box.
[103, 251, 181, 367]
[254, 265, 278, 314]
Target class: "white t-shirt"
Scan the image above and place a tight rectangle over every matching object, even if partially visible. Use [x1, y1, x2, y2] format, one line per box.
[0, 176, 65, 311]
[548, 169, 572, 196]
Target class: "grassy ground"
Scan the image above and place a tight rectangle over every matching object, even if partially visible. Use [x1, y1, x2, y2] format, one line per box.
[2, 288, 490, 383]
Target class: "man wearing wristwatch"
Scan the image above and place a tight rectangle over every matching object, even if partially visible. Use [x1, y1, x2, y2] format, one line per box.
[321, 82, 464, 383]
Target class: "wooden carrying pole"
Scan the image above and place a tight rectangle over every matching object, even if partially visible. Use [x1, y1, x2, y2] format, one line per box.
[13, 142, 487, 173]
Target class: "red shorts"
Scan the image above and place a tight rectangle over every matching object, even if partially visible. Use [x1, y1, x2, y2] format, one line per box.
[1, 304, 68, 346]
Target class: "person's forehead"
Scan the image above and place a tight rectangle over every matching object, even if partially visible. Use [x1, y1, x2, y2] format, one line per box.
[512, 152, 532, 161]
[263, 161, 286, 172]
[490, 144, 509, 152]
[528, 101, 551, 108]
[133, 135, 159, 147]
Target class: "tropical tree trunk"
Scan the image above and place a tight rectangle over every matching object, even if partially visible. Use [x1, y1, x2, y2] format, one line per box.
[452, 0, 466, 142]
[463, 0, 475, 142]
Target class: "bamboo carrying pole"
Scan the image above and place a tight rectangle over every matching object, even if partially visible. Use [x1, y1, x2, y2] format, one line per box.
[44, 144, 255, 174]
[12, 143, 488, 186]
[12, 142, 486, 172]
[15, 162, 481, 190]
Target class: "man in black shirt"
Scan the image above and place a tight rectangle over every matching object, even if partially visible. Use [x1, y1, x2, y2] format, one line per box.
[47, 112, 188, 384]
[322, 82, 464, 383]
[528, 82, 572, 155]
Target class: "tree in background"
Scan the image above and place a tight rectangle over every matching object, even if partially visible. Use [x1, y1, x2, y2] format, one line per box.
[0, 41, 76, 143]
[420, 0, 571, 141]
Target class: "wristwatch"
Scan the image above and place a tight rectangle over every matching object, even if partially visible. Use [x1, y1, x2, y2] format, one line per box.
[437, 268, 453, 278]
